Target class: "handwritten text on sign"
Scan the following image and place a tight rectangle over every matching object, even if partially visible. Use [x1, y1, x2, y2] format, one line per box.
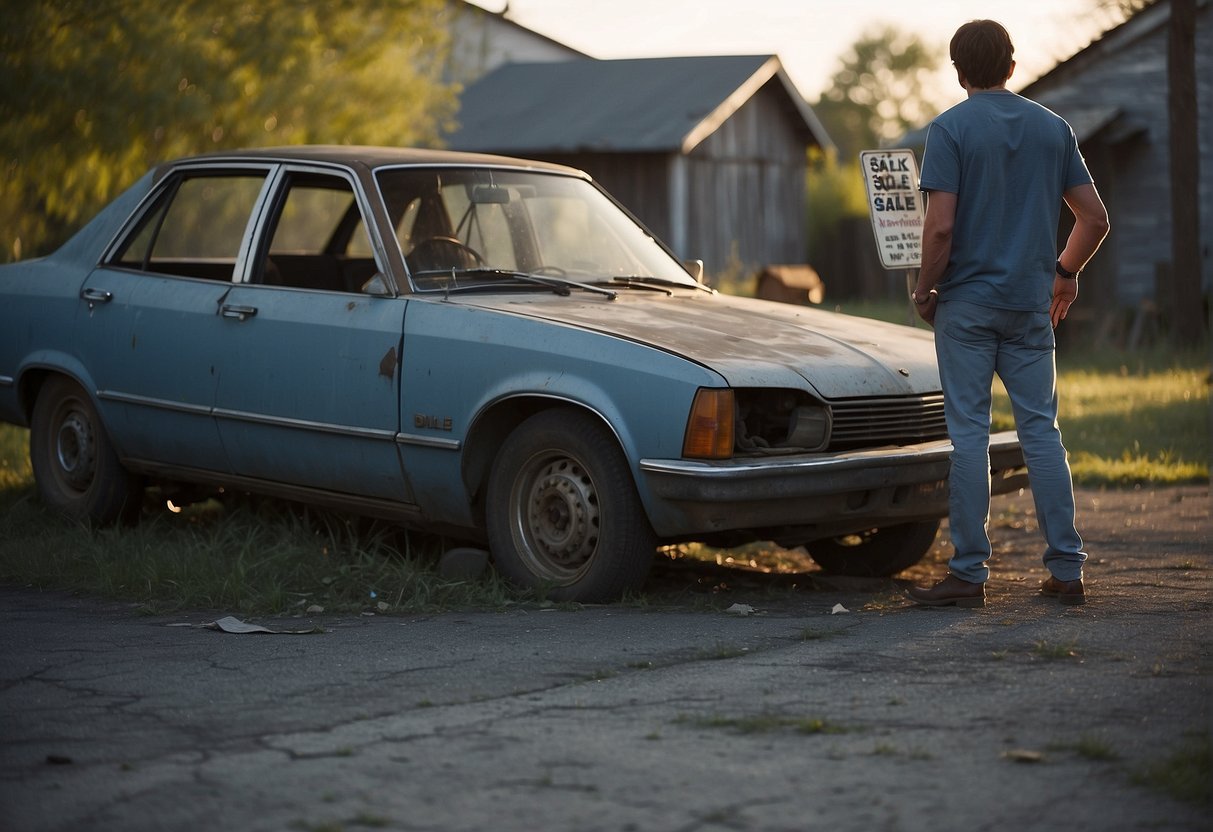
[859, 149, 924, 270]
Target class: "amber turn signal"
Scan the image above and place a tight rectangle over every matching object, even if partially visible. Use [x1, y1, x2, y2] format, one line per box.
[683, 388, 734, 459]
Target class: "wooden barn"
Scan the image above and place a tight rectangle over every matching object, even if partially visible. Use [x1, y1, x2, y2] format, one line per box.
[446, 55, 832, 281]
[1018, 0, 1211, 340]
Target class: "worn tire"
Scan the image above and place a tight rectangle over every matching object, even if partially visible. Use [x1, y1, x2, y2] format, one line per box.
[29, 377, 141, 525]
[485, 409, 656, 602]
[804, 519, 941, 577]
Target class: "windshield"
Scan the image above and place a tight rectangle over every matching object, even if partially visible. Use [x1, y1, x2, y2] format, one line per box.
[374, 167, 700, 291]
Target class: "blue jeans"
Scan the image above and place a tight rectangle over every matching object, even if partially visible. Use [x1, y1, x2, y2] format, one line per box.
[934, 300, 1086, 583]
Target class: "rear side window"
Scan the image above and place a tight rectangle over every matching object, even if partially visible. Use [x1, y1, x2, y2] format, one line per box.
[255, 171, 379, 292]
[110, 173, 267, 281]
[265, 174, 374, 260]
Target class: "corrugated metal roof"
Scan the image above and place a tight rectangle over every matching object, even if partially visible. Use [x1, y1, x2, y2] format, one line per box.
[448, 55, 830, 155]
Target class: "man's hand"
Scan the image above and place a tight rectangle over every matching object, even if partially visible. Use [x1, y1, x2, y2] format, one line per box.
[913, 291, 938, 326]
[1050, 276, 1078, 327]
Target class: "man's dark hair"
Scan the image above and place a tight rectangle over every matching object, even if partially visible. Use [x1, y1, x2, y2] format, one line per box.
[950, 20, 1015, 89]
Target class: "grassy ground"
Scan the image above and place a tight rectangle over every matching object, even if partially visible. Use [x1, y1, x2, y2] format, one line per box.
[829, 298, 1210, 485]
[0, 329, 1207, 614]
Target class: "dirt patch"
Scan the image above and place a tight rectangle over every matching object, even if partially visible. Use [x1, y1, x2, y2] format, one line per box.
[649, 484, 1210, 604]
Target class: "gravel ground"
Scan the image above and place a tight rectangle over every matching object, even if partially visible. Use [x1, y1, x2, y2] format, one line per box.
[0, 484, 1208, 832]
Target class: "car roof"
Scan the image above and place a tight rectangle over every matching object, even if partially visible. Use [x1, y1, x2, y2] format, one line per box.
[158, 145, 587, 178]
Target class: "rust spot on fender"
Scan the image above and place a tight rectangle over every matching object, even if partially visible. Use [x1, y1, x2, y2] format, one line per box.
[379, 346, 398, 378]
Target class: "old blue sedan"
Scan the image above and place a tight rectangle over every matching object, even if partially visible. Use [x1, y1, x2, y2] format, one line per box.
[0, 146, 1025, 601]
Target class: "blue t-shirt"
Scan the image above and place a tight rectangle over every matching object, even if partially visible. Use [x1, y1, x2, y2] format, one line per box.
[919, 90, 1093, 312]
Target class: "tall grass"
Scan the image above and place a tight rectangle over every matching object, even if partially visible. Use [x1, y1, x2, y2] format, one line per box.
[0, 431, 519, 614]
[992, 348, 1209, 484]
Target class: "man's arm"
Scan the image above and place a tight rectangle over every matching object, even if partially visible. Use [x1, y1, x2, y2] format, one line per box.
[1052, 183, 1110, 327]
[912, 190, 957, 325]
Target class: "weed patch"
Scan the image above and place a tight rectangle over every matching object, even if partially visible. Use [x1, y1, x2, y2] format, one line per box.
[1131, 735, 1212, 806]
[0, 489, 522, 614]
[1032, 639, 1081, 660]
[675, 712, 851, 736]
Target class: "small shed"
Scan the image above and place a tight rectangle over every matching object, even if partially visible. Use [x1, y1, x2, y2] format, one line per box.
[755, 264, 825, 306]
[447, 55, 832, 280]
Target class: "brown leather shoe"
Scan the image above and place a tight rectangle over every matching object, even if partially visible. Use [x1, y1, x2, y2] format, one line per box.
[906, 574, 985, 608]
[1041, 576, 1086, 605]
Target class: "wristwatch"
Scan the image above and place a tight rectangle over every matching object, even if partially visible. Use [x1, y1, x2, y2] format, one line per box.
[912, 289, 937, 305]
[1055, 259, 1080, 279]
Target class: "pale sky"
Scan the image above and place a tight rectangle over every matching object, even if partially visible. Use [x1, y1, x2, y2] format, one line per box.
[467, 0, 1125, 101]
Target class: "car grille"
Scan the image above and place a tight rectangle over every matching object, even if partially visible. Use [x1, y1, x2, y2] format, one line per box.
[827, 394, 949, 450]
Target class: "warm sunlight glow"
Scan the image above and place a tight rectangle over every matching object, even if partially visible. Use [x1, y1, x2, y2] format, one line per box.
[472, 0, 1118, 100]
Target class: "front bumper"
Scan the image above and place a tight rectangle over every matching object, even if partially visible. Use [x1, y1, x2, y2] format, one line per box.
[638, 430, 1027, 540]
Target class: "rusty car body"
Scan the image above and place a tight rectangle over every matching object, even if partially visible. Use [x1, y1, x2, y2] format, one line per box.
[0, 147, 1027, 600]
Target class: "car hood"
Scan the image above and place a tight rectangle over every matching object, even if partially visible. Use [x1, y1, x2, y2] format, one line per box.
[451, 291, 941, 399]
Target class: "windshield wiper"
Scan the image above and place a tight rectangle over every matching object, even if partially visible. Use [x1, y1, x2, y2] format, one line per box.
[414, 268, 618, 300]
[607, 275, 714, 294]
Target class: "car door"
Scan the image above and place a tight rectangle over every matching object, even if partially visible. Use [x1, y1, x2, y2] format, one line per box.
[212, 168, 413, 502]
[76, 167, 273, 472]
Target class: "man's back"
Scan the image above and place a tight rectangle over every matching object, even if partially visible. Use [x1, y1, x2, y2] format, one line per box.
[920, 91, 1091, 312]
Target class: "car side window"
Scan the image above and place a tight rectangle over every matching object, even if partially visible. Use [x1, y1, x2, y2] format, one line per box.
[110, 173, 267, 282]
[258, 172, 378, 293]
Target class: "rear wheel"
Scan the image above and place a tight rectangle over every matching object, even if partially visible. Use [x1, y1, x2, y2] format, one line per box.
[485, 409, 656, 602]
[29, 377, 141, 525]
[804, 519, 941, 577]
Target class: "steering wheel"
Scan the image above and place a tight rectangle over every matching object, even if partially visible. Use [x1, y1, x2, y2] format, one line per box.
[407, 236, 486, 271]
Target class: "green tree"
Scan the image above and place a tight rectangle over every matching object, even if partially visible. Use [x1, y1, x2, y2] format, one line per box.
[0, 0, 457, 261]
[812, 27, 948, 163]
[806, 28, 946, 299]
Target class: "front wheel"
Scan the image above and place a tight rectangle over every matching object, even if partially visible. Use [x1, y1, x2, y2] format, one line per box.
[485, 409, 656, 602]
[804, 519, 941, 577]
[29, 376, 141, 525]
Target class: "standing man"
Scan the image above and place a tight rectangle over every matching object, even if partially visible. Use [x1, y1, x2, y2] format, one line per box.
[906, 19, 1110, 608]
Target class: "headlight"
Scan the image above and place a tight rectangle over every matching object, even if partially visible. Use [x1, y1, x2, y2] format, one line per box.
[784, 405, 829, 450]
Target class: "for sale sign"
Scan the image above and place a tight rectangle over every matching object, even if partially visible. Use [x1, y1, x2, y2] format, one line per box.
[859, 149, 924, 269]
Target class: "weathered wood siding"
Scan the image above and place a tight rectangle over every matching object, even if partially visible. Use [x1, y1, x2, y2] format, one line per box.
[536, 153, 676, 245]
[684, 82, 809, 277]
[1025, 2, 1212, 307]
[532, 81, 810, 281]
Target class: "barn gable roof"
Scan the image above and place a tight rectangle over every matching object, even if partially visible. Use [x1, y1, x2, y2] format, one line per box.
[1020, 0, 1176, 95]
[1017, 1, 1209, 145]
[448, 55, 832, 155]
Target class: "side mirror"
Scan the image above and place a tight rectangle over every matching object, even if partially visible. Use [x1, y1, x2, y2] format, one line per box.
[683, 259, 705, 283]
[361, 273, 394, 297]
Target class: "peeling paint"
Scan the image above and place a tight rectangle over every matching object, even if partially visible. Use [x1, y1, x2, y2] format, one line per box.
[379, 346, 398, 378]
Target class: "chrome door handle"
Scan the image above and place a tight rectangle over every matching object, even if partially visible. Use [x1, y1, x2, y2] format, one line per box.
[220, 304, 258, 321]
[80, 288, 113, 308]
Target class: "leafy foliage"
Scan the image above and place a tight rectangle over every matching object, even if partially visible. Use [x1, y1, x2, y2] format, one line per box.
[805, 147, 871, 251]
[0, 0, 457, 261]
[812, 26, 948, 162]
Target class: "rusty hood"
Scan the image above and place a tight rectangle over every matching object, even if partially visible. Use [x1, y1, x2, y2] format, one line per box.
[453, 290, 941, 399]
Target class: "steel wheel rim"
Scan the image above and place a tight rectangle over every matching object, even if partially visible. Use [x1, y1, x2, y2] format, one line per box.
[53, 404, 97, 494]
[510, 450, 601, 583]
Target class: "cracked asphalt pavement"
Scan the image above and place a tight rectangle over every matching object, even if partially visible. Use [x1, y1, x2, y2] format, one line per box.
[1, 485, 1209, 831]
